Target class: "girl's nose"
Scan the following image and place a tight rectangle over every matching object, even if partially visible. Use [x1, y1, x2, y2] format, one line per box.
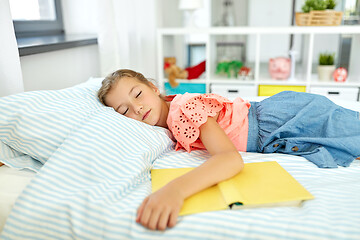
[134, 104, 143, 114]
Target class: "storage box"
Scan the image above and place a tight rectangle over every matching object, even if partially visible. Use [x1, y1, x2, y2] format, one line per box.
[310, 86, 359, 101]
[258, 85, 306, 96]
[210, 84, 257, 100]
[164, 83, 206, 95]
[295, 10, 343, 26]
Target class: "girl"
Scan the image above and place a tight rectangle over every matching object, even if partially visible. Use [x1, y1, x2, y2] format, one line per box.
[98, 69, 360, 231]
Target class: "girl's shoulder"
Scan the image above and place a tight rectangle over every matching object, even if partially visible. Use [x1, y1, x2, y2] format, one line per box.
[168, 93, 232, 106]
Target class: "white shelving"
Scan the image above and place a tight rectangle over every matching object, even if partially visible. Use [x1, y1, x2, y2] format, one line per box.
[157, 26, 360, 97]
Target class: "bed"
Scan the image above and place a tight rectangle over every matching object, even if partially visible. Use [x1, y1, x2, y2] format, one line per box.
[0, 78, 359, 239]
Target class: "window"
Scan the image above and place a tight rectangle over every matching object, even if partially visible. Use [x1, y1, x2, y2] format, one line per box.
[9, 0, 64, 37]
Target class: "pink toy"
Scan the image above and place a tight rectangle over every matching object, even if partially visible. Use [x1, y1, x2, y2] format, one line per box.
[333, 67, 347, 82]
[269, 57, 291, 80]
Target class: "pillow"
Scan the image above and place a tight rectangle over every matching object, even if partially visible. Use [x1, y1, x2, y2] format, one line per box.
[0, 78, 174, 172]
[0, 141, 42, 172]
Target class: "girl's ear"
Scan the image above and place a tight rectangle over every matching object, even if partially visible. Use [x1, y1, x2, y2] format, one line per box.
[149, 82, 160, 95]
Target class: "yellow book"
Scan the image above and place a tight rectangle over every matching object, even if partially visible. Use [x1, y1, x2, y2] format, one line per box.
[151, 161, 314, 216]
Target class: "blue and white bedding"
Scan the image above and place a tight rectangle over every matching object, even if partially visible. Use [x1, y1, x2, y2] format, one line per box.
[0, 79, 359, 239]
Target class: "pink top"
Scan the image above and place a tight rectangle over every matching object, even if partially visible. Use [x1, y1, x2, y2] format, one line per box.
[166, 93, 251, 153]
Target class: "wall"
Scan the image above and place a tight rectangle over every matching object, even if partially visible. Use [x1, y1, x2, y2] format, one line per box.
[19, 0, 100, 91]
[247, 0, 342, 67]
[0, 0, 24, 97]
[21, 45, 100, 91]
[61, 0, 98, 34]
[211, 0, 248, 26]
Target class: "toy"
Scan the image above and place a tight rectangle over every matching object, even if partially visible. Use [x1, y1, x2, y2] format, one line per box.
[239, 66, 250, 75]
[238, 66, 252, 80]
[333, 67, 347, 82]
[164, 57, 187, 88]
[268, 57, 291, 80]
[164, 57, 206, 88]
[216, 60, 243, 78]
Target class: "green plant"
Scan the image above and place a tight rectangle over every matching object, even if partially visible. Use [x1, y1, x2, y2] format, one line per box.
[302, 0, 337, 13]
[216, 60, 243, 78]
[326, 0, 336, 9]
[319, 53, 335, 65]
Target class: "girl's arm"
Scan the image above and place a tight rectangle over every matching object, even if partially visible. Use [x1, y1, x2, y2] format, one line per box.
[136, 116, 244, 230]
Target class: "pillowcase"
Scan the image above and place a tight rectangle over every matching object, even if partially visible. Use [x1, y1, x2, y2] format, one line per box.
[0, 78, 174, 172]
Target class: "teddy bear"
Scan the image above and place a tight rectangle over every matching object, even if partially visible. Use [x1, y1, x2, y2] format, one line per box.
[164, 57, 188, 88]
[164, 57, 206, 88]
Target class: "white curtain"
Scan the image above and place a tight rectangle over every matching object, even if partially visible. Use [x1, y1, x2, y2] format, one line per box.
[97, 0, 158, 79]
[0, 0, 24, 97]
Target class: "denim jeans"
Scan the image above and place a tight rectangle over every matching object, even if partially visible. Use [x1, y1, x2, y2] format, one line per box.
[247, 91, 360, 168]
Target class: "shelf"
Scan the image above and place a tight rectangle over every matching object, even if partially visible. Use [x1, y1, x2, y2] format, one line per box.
[257, 79, 307, 86]
[310, 74, 360, 87]
[210, 79, 255, 85]
[309, 81, 360, 87]
[164, 78, 207, 84]
[158, 26, 360, 35]
[157, 26, 360, 99]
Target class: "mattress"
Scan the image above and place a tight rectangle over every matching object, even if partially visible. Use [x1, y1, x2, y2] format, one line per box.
[0, 166, 35, 232]
[1, 151, 360, 239]
[0, 86, 359, 239]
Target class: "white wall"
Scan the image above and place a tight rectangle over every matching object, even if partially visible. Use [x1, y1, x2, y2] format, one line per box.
[247, 0, 293, 62]
[247, 0, 342, 66]
[21, 45, 100, 91]
[348, 35, 360, 82]
[61, 0, 98, 34]
[211, 0, 248, 26]
[18, 0, 100, 91]
[0, 0, 24, 97]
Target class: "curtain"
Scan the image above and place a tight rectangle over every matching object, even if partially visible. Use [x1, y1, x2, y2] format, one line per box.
[0, 0, 24, 97]
[97, 0, 158, 79]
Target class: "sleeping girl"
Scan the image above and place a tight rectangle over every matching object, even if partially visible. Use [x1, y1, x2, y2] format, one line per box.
[98, 69, 360, 231]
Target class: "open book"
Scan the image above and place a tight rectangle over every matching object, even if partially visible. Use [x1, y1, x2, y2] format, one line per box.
[151, 161, 314, 216]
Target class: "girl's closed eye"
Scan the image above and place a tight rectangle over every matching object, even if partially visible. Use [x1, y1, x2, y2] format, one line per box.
[122, 108, 129, 115]
[136, 91, 142, 98]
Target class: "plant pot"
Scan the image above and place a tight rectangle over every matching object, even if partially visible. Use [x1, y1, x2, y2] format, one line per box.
[295, 10, 343, 26]
[318, 65, 335, 82]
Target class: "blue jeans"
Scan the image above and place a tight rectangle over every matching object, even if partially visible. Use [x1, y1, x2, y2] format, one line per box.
[247, 91, 360, 168]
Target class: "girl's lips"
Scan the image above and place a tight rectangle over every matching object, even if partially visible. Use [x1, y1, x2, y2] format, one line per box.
[142, 110, 151, 120]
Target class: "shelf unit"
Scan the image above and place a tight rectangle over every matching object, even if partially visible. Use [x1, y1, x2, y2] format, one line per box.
[157, 26, 360, 99]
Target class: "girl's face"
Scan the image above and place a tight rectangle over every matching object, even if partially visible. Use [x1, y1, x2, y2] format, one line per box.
[105, 77, 168, 128]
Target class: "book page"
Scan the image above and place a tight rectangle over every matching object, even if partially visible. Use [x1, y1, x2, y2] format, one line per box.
[218, 161, 314, 207]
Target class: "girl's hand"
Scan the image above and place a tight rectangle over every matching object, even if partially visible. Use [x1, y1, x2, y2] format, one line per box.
[136, 184, 184, 231]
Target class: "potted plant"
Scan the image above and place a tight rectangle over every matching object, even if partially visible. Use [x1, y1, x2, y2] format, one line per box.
[301, 0, 335, 13]
[318, 52, 335, 81]
[296, 0, 342, 26]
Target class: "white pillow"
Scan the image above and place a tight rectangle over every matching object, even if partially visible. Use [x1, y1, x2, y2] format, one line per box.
[0, 78, 174, 172]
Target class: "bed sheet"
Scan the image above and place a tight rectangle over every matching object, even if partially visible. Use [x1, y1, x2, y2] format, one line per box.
[1, 147, 359, 239]
[0, 166, 35, 232]
[1, 85, 359, 239]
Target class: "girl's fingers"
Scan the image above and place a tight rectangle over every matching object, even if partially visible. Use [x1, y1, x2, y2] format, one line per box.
[147, 209, 161, 230]
[136, 197, 148, 222]
[167, 210, 179, 228]
[139, 205, 152, 227]
[157, 209, 170, 231]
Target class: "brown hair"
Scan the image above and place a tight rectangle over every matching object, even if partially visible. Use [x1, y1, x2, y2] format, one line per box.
[98, 69, 152, 106]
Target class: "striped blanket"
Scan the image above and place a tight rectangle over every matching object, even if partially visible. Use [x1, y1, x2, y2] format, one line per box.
[2, 148, 360, 239]
[1, 79, 360, 239]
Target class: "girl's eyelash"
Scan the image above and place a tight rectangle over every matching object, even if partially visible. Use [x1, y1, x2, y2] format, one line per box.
[121, 91, 141, 115]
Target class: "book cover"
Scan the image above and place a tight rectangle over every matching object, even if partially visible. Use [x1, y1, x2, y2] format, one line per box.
[151, 161, 314, 216]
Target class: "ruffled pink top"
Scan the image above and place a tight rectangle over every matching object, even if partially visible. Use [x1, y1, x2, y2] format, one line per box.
[166, 93, 251, 153]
